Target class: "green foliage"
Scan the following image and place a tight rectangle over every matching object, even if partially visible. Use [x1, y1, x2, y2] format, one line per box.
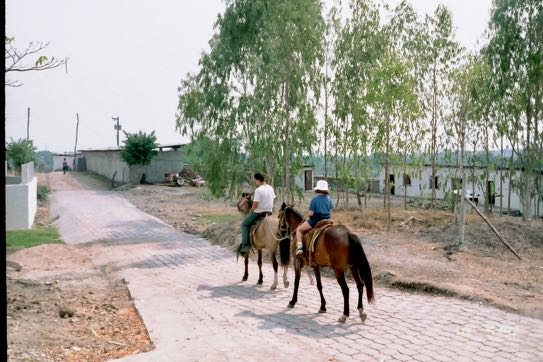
[120, 130, 159, 167]
[6, 227, 62, 251]
[5, 138, 36, 173]
[177, 0, 325, 199]
[37, 185, 50, 202]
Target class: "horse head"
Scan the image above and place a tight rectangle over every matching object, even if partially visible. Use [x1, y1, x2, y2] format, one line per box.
[237, 193, 253, 215]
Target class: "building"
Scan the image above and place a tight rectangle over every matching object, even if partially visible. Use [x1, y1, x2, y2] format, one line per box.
[79, 143, 186, 184]
[375, 165, 542, 216]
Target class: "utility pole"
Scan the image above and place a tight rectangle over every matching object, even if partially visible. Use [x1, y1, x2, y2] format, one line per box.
[112, 116, 121, 146]
[27, 107, 30, 140]
[74, 113, 80, 171]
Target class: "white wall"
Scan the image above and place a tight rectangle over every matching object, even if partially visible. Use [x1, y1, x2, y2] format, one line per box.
[141, 150, 184, 183]
[6, 162, 37, 230]
[377, 166, 542, 215]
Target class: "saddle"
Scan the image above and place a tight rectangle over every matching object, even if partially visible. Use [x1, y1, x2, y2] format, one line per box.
[304, 220, 334, 266]
[250, 212, 272, 245]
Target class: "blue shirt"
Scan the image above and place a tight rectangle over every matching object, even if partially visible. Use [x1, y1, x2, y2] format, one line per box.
[309, 195, 333, 221]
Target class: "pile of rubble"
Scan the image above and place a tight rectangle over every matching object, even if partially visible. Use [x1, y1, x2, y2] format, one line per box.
[165, 168, 206, 187]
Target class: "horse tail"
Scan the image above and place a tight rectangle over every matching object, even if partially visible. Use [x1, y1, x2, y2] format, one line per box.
[279, 237, 291, 267]
[348, 232, 375, 304]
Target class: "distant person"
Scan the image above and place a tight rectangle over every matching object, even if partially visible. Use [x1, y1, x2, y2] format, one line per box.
[296, 180, 334, 255]
[239, 173, 276, 255]
[62, 158, 68, 174]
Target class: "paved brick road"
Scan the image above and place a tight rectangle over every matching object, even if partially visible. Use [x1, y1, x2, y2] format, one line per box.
[51, 190, 543, 361]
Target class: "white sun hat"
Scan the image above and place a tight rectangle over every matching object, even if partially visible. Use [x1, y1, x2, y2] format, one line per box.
[314, 180, 329, 192]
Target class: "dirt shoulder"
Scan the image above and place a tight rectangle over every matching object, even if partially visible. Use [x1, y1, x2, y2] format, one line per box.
[7, 172, 153, 362]
[122, 184, 543, 320]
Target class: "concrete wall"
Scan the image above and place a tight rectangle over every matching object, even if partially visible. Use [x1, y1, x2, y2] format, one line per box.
[82, 151, 131, 183]
[6, 162, 37, 230]
[81, 149, 184, 184]
[140, 150, 184, 183]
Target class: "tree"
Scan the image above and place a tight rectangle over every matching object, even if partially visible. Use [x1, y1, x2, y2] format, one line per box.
[6, 138, 36, 174]
[484, 0, 543, 220]
[419, 6, 461, 208]
[177, 0, 324, 200]
[120, 131, 159, 184]
[5, 36, 69, 87]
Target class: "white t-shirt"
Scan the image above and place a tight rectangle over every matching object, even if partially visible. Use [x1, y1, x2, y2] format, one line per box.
[253, 184, 276, 213]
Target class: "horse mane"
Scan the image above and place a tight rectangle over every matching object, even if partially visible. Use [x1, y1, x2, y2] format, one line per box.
[286, 206, 304, 222]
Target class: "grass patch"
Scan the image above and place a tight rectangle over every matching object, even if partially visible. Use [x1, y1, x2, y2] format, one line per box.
[37, 185, 51, 202]
[6, 227, 63, 251]
[201, 213, 240, 224]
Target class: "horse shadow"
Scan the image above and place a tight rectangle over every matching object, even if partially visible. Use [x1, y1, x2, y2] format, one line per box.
[235, 308, 358, 339]
[197, 282, 288, 300]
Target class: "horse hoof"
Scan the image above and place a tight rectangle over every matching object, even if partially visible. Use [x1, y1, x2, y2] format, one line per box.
[257, 280, 263, 286]
[270, 284, 277, 290]
[318, 308, 327, 314]
[287, 303, 295, 308]
[242, 276, 248, 282]
[338, 315, 347, 323]
[284, 281, 290, 288]
[359, 308, 367, 323]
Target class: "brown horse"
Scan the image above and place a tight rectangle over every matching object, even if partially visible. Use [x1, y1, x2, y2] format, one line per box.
[278, 202, 374, 323]
[237, 194, 290, 290]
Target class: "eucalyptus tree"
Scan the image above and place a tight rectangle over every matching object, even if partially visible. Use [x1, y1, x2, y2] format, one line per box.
[176, 0, 325, 201]
[331, 0, 384, 213]
[385, 1, 427, 210]
[366, 48, 420, 231]
[484, 0, 543, 220]
[419, 6, 461, 208]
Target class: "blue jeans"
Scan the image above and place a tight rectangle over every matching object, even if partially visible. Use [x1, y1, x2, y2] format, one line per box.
[241, 212, 265, 246]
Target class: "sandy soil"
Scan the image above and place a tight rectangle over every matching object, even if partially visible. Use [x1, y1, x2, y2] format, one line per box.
[6, 172, 153, 362]
[122, 183, 543, 320]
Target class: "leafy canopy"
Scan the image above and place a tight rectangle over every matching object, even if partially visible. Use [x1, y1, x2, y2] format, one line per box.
[6, 138, 36, 172]
[120, 131, 159, 167]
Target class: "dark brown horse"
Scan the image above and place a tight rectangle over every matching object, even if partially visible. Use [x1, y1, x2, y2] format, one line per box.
[237, 194, 291, 289]
[278, 202, 374, 323]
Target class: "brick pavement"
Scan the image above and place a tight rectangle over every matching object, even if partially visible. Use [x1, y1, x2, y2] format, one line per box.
[51, 190, 543, 361]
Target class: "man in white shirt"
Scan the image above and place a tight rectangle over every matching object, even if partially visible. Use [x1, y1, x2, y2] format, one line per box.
[239, 172, 276, 255]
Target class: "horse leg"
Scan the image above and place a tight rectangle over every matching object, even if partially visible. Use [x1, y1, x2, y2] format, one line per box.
[314, 266, 326, 313]
[351, 265, 367, 323]
[242, 253, 249, 281]
[257, 249, 263, 285]
[335, 271, 350, 323]
[270, 251, 279, 290]
[288, 258, 302, 308]
[283, 265, 289, 288]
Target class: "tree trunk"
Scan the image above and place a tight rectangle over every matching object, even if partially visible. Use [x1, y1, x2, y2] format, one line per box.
[385, 114, 391, 232]
[431, 62, 437, 209]
[523, 98, 532, 221]
[500, 135, 503, 216]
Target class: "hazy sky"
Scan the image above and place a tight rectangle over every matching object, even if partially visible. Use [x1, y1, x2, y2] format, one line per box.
[5, 0, 492, 153]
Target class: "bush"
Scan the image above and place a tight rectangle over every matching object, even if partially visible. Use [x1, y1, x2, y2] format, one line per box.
[37, 185, 50, 202]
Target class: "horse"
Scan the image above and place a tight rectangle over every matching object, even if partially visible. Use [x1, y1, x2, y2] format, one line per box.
[277, 202, 375, 323]
[236, 193, 291, 290]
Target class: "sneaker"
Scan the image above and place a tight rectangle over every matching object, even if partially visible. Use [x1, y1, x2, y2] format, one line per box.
[296, 243, 303, 256]
[239, 244, 251, 254]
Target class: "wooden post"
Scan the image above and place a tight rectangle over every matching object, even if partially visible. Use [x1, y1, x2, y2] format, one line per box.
[464, 196, 521, 260]
[74, 113, 80, 171]
[27, 107, 30, 140]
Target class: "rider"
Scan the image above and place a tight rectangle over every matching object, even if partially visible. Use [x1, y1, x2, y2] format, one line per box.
[296, 180, 333, 256]
[240, 172, 276, 255]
